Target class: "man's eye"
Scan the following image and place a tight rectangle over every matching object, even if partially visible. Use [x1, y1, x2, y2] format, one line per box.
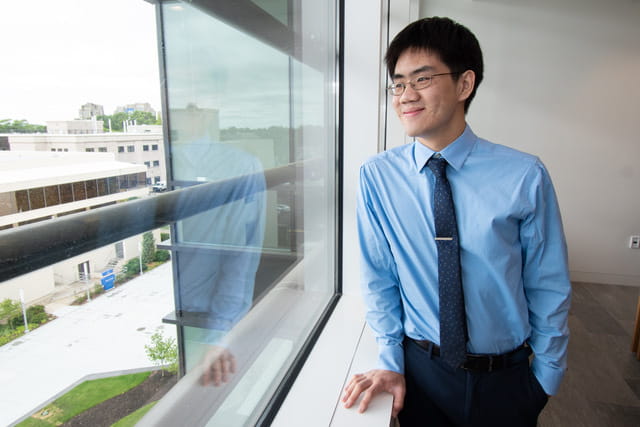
[415, 76, 430, 83]
[392, 83, 404, 89]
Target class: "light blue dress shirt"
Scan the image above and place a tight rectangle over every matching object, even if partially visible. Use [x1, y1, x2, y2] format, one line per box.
[357, 125, 571, 395]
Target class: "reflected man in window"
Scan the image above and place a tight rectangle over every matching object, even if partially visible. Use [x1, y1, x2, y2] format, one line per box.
[171, 109, 266, 386]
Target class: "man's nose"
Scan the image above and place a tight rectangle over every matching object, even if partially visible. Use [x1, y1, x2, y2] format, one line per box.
[400, 84, 419, 101]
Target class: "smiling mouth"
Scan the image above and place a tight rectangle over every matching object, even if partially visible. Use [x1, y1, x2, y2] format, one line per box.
[402, 108, 424, 117]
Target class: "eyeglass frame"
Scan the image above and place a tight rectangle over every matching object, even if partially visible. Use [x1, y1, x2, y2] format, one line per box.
[386, 71, 462, 96]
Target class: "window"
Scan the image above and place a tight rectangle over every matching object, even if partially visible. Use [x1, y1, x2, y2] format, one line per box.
[27, 188, 45, 210]
[72, 181, 87, 200]
[143, 145, 149, 151]
[86, 180, 98, 199]
[127, 145, 135, 152]
[144, 161, 151, 167]
[118, 146, 125, 153]
[85, 148, 95, 152]
[44, 186, 60, 207]
[97, 178, 108, 196]
[152, 160, 159, 167]
[15, 190, 29, 212]
[147, 0, 339, 424]
[151, 144, 158, 150]
[60, 183, 73, 203]
[98, 147, 107, 152]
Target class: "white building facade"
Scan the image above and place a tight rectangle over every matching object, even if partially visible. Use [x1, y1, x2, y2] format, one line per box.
[0, 151, 150, 304]
[5, 131, 167, 186]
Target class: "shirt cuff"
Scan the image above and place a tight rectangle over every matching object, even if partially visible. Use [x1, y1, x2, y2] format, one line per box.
[377, 341, 405, 374]
[531, 357, 565, 395]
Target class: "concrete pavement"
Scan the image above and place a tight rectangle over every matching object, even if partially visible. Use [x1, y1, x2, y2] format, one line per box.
[0, 262, 176, 426]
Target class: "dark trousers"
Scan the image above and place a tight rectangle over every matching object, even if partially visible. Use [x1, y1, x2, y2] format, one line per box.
[398, 339, 549, 427]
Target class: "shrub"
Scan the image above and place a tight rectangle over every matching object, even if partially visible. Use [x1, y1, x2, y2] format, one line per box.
[123, 258, 148, 277]
[0, 299, 20, 325]
[141, 232, 156, 264]
[154, 250, 171, 262]
[6, 306, 46, 329]
[160, 232, 170, 242]
[0, 326, 25, 346]
[26, 305, 47, 325]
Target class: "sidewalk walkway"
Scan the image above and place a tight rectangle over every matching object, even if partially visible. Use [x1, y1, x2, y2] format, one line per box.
[0, 262, 176, 426]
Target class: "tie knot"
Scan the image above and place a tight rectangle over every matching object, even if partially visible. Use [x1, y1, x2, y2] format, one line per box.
[427, 156, 448, 178]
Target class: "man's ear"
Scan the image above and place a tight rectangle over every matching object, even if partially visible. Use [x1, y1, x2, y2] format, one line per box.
[457, 70, 475, 102]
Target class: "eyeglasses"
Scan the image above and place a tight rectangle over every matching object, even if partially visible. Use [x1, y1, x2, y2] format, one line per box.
[387, 72, 461, 96]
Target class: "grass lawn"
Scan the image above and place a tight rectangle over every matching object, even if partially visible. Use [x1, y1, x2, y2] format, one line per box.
[17, 371, 150, 426]
[111, 401, 158, 427]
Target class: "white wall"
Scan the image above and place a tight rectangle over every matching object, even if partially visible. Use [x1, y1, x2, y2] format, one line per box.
[0, 267, 54, 304]
[342, 0, 387, 296]
[384, 0, 640, 285]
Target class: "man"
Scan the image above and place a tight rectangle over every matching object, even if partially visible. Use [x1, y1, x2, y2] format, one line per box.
[342, 17, 570, 426]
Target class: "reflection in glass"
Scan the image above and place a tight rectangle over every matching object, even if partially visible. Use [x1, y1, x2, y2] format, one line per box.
[143, 1, 338, 425]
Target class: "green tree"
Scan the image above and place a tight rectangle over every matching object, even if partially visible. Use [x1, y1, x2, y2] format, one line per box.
[0, 119, 46, 133]
[141, 232, 156, 265]
[144, 331, 178, 375]
[0, 299, 21, 328]
[98, 110, 161, 132]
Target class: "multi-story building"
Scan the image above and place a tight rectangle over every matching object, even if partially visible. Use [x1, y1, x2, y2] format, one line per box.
[46, 119, 103, 135]
[78, 102, 104, 120]
[115, 102, 156, 115]
[0, 151, 148, 303]
[5, 130, 166, 186]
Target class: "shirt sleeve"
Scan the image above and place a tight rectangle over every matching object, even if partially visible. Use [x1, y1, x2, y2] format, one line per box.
[520, 160, 571, 395]
[357, 165, 405, 374]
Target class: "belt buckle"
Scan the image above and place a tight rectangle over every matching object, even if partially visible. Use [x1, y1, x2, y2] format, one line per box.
[460, 355, 494, 372]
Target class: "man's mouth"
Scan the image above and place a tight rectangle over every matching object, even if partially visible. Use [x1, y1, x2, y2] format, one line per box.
[402, 108, 424, 117]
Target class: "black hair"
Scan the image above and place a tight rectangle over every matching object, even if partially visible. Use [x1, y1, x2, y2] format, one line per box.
[385, 17, 484, 113]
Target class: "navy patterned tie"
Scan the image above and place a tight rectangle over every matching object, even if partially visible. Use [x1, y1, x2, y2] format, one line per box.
[427, 155, 467, 369]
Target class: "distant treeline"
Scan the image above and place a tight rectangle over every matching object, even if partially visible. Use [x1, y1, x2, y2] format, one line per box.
[97, 111, 161, 131]
[0, 119, 46, 133]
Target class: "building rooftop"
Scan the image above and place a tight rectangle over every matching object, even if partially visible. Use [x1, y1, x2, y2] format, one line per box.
[0, 151, 146, 191]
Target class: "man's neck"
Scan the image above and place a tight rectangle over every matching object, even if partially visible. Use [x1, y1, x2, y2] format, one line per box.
[415, 114, 467, 152]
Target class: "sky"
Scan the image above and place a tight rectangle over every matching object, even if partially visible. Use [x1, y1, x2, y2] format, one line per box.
[0, 0, 161, 125]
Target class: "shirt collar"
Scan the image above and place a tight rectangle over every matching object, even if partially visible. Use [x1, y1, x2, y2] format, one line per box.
[412, 125, 477, 173]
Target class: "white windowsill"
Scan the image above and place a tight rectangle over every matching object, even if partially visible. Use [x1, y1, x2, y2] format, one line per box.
[272, 295, 393, 427]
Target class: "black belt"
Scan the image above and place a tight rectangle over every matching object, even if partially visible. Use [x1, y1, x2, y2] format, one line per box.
[408, 338, 531, 373]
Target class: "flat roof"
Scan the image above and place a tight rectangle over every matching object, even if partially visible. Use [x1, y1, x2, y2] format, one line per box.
[0, 151, 147, 192]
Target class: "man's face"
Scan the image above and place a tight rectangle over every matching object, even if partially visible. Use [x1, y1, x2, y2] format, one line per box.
[391, 48, 469, 150]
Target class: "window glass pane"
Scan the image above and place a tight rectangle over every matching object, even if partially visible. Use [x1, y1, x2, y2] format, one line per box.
[72, 181, 86, 200]
[97, 178, 108, 196]
[148, 0, 338, 424]
[44, 185, 60, 207]
[59, 183, 73, 203]
[0, 192, 17, 215]
[107, 176, 119, 194]
[15, 190, 30, 212]
[86, 179, 98, 199]
[28, 188, 45, 209]
[118, 175, 129, 189]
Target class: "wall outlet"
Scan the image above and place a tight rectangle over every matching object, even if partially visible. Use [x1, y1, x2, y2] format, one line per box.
[630, 235, 640, 249]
